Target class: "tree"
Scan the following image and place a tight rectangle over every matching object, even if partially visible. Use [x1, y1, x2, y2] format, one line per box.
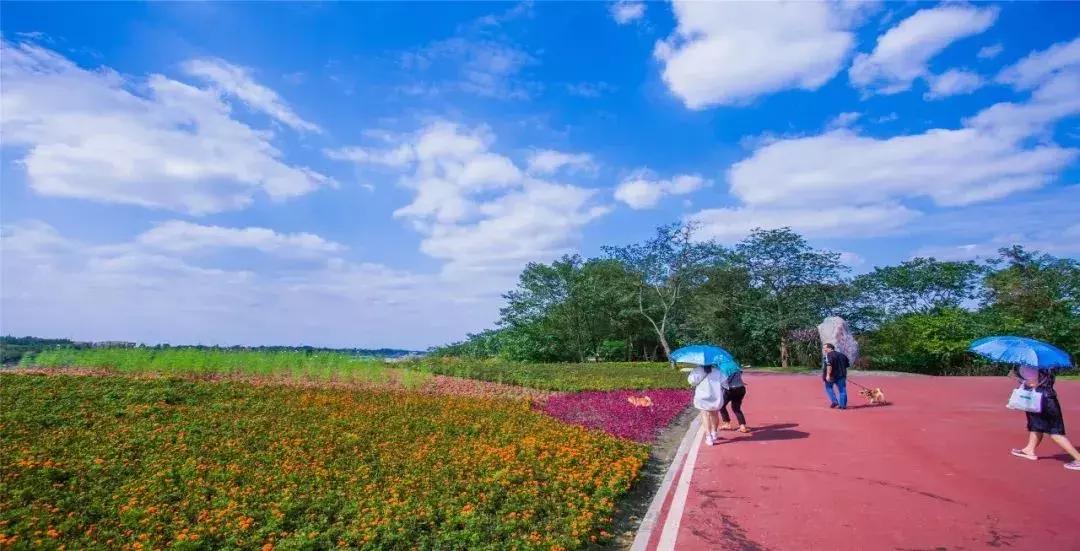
[602, 223, 724, 363]
[731, 228, 846, 369]
[849, 257, 984, 327]
[983, 246, 1080, 355]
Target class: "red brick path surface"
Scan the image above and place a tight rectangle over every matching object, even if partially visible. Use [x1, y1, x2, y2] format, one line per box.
[644, 374, 1080, 550]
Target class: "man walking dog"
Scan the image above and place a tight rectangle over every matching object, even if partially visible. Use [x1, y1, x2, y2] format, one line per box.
[823, 343, 850, 410]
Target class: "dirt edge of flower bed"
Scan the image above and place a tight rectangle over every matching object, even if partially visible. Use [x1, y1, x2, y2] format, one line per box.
[599, 404, 696, 550]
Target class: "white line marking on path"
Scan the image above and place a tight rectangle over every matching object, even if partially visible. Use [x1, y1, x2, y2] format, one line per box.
[656, 423, 705, 550]
[631, 416, 701, 551]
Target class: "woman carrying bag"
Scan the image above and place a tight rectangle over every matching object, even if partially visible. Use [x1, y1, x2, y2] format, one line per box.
[1010, 365, 1080, 471]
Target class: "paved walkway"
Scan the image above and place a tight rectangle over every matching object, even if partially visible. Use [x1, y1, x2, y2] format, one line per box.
[635, 374, 1080, 550]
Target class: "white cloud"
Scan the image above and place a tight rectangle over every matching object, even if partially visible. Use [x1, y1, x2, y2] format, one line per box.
[1, 221, 496, 348]
[970, 38, 1080, 140]
[924, 68, 984, 99]
[729, 38, 1080, 209]
[183, 58, 320, 133]
[692, 39, 1080, 244]
[328, 122, 608, 278]
[996, 36, 1080, 90]
[688, 204, 918, 243]
[849, 5, 998, 95]
[838, 251, 866, 267]
[826, 111, 862, 129]
[655, 1, 861, 108]
[614, 170, 707, 209]
[135, 220, 345, 257]
[977, 43, 1003, 59]
[728, 128, 1075, 208]
[526, 150, 594, 174]
[0, 39, 331, 215]
[401, 38, 537, 100]
[611, 1, 646, 25]
[325, 144, 416, 168]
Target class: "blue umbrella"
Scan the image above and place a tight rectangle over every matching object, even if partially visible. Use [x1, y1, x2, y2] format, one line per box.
[969, 336, 1073, 369]
[669, 344, 741, 376]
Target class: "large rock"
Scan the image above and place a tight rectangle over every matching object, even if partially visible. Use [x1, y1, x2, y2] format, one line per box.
[817, 316, 859, 366]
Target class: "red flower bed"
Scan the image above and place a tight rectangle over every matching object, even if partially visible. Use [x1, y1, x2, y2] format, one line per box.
[539, 389, 692, 443]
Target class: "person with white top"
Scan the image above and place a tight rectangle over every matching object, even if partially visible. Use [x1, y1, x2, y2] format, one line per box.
[688, 363, 726, 445]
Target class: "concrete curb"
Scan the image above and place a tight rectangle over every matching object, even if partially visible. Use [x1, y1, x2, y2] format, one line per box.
[630, 415, 701, 551]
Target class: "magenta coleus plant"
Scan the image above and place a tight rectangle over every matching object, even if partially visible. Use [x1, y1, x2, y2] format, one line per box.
[539, 388, 692, 443]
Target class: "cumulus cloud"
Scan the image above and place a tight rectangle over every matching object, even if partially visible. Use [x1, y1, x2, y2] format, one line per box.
[849, 5, 998, 95]
[614, 170, 707, 210]
[328, 122, 608, 279]
[655, 1, 862, 108]
[526, 150, 594, 174]
[689, 38, 1079, 244]
[727, 38, 1080, 209]
[0, 39, 331, 215]
[135, 220, 345, 257]
[924, 68, 984, 99]
[610, 1, 646, 25]
[183, 57, 320, 133]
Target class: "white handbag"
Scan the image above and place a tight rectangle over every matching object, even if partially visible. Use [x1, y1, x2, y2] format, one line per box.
[1007, 386, 1043, 413]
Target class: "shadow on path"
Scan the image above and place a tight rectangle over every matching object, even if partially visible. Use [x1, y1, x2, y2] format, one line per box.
[718, 423, 809, 443]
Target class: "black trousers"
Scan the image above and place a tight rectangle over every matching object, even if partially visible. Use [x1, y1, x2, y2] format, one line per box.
[719, 386, 747, 425]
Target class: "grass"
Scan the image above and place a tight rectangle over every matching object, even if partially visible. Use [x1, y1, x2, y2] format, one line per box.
[404, 358, 690, 391]
[0, 375, 646, 550]
[19, 348, 396, 384]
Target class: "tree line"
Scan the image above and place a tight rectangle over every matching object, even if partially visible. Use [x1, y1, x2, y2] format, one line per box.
[433, 225, 1079, 374]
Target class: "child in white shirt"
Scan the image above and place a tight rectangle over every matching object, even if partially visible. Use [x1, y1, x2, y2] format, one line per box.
[688, 363, 726, 445]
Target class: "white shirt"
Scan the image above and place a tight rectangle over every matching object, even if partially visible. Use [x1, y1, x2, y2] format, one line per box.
[688, 366, 726, 411]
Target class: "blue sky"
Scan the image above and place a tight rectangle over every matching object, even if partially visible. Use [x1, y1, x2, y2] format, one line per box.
[2, 1, 1078, 348]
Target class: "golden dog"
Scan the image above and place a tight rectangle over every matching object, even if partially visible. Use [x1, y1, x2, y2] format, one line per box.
[858, 387, 887, 405]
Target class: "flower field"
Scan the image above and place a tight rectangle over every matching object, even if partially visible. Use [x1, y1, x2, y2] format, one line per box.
[0, 375, 647, 550]
[540, 389, 693, 443]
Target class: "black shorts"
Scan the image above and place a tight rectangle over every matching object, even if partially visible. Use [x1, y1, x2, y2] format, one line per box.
[1026, 395, 1066, 435]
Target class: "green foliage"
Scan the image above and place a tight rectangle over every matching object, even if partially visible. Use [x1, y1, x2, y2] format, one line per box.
[848, 258, 985, 329]
[1, 375, 645, 550]
[0, 336, 89, 365]
[20, 347, 392, 382]
[405, 358, 687, 391]
[982, 246, 1079, 356]
[430, 229, 1079, 376]
[863, 308, 1004, 375]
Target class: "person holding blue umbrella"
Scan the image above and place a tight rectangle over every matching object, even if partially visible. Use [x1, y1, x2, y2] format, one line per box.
[970, 336, 1080, 471]
[671, 344, 743, 446]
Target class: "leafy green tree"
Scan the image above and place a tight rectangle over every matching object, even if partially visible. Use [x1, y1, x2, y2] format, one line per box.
[848, 257, 985, 328]
[730, 228, 847, 369]
[983, 246, 1079, 355]
[863, 307, 1001, 375]
[602, 223, 724, 362]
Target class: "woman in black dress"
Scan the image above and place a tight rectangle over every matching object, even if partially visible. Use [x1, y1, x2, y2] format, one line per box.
[1010, 366, 1080, 471]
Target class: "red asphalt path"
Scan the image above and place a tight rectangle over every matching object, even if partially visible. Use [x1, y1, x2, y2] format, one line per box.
[643, 374, 1080, 551]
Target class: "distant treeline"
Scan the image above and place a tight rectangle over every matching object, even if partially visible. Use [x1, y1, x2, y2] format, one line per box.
[433, 225, 1079, 375]
[0, 336, 420, 365]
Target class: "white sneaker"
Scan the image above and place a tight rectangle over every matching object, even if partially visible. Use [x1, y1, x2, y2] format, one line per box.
[705, 432, 715, 446]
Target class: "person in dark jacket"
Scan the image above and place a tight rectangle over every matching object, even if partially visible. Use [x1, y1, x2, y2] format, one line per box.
[822, 343, 849, 409]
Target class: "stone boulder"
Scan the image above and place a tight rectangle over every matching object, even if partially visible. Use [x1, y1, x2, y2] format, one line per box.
[817, 316, 859, 366]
